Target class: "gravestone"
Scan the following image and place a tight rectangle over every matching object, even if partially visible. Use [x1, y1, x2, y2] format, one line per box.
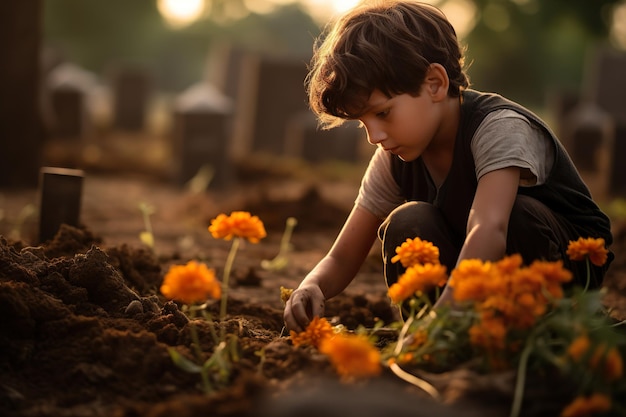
[45, 63, 96, 139]
[584, 46, 626, 196]
[285, 112, 366, 163]
[563, 102, 614, 200]
[172, 82, 234, 189]
[111, 67, 152, 131]
[205, 42, 245, 104]
[38, 167, 84, 243]
[545, 89, 580, 145]
[230, 53, 310, 156]
[50, 89, 83, 138]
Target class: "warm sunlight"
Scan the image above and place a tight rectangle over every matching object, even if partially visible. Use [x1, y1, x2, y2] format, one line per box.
[329, 0, 362, 13]
[299, 0, 476, 36]
[438, 0, 477, 38]
[299, 0, 361, 22]
[157, 0, 206, 28]
[611, 0, 626, 50]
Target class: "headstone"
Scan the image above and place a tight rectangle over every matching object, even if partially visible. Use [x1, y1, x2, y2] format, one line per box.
[584, 46, 626, 196]
[38, 167, 84, 243]
[230, 53, 310, 156]
[545, 89, 580, 145]
[172, 82, 234, 189]
[586, 47, 626, 126]
[111, 67, 152, 131]
[285, 112, 366, 163]
[563, 102, 614, 200]
[205, 42, 245, 102]
[50, 88, 83, 138]
[45, 63, 96, 139]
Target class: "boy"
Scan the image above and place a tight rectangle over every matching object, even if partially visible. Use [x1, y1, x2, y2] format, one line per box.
[284, 0, 613, 332]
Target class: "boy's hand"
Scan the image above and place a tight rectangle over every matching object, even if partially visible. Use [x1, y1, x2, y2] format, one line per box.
[283, 284, 325, 333]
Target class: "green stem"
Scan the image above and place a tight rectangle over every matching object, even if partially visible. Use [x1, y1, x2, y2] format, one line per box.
[583, 258, 591, 293]
[278, 217, 297, 256]
[187, 309, 212, 394]
[510, 333, 535, 417]
[219, 237, 241, 341]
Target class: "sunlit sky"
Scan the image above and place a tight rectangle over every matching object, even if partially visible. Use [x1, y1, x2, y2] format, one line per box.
[157, 0, 475, 36]
[157, 0, 626, 48]
[157, 0, 361, 27]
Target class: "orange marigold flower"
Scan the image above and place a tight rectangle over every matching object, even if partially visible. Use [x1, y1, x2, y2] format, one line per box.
[160, 261, 221, 305]
[603, 347, 623, 382]
[567, 335, 591, 362]
[495, 253, 523, 275]
[289, 316, 334, 348]
[387, 263, 447, 304]
[468, 317, 507, 351]
[387, 282, 415, 305]
[391, 237, 440, 267]
[560, 393, 611, 417]
[208, 211, 267, 243]
[566, 237, 609, 267]
[529, 259, 573, 286]
[449, 258, 496, 302]
[590, 345, 624, 382]
[319, 333, 382, 379]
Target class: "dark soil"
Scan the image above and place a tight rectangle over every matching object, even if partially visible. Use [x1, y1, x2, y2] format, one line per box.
[1, 137, 625, 417]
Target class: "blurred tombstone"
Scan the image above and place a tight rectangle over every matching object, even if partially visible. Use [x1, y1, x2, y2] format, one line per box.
[111, 66, 152, 131]
[229, 53, 310, 156]
[0, 0, 43, 187]
[563, 102, 614, 200]
[584, 46, 626, 196]
[545, 89, 580, 144]
[285, 112, 366, 163]
[45, 63, 96, 139]
[38, 167, 84, 243]
[205, 42, 245, 106]
[172, 82, 234, 189]
[586, 46, 626, 127]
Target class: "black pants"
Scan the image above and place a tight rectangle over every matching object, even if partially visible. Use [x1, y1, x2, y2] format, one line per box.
[378, 195, 612, 289]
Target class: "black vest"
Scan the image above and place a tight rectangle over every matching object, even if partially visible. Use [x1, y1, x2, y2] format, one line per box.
[391, 89, 613, 246]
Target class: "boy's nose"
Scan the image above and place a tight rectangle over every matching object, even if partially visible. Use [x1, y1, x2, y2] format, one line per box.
[366, 128, 386, 145]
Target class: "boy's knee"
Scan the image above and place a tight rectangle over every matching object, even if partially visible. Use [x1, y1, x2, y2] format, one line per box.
[378, 202, 441, 241]
[507, 194, 562, 262]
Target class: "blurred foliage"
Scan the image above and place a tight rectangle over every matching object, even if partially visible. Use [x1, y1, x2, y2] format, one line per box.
[43, 0, 622, 106]
[465, 0, 621, 107]
[43, 0, 320, 92]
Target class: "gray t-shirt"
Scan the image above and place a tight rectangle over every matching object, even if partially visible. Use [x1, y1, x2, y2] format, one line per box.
[354, 109, 555, 219]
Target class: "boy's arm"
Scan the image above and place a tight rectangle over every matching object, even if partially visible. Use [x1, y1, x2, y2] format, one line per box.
[284, 205, 381, 332]
[436, 166, 521, 306]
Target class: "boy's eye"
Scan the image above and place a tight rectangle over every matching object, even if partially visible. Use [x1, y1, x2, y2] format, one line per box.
[376, 109, 390, 118]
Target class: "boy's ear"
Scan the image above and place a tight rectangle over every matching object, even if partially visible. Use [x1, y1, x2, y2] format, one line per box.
[425, 63, 449, 101]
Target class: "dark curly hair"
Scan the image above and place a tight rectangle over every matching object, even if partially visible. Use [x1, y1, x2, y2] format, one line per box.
[306, 0, 470, 128]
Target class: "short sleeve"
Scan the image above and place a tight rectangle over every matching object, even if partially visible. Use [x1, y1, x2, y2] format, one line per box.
[472, 109, 554, 186]
[354, 147, 405, 219]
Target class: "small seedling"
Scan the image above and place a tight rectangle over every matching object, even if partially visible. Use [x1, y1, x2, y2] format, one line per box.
[261, 217, 297, 271]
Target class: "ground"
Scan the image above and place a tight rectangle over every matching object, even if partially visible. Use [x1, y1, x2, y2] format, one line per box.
[0, 135, 625, 417]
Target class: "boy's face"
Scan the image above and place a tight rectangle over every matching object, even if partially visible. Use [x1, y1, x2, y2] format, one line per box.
[357, 87, 442, 162]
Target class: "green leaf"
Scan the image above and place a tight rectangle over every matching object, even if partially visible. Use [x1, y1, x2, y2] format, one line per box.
[168, 347, 203, 373]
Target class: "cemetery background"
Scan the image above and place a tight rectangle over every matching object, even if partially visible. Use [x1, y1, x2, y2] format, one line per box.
[1, 1, 626, 416]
